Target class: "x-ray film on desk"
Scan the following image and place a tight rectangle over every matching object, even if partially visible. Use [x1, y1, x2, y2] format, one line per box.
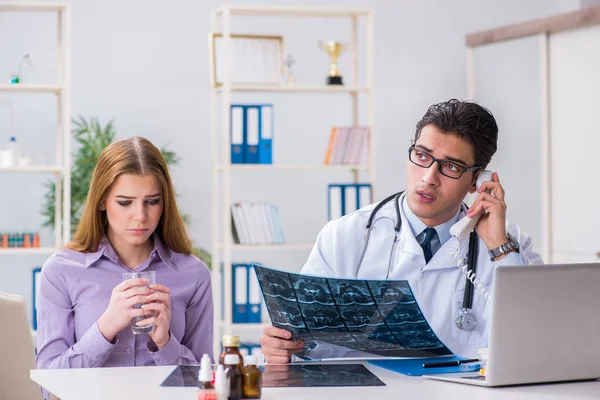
[253, 264, 453, 360]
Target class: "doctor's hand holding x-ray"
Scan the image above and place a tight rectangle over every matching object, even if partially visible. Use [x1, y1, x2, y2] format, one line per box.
[259, 99, 543, 363]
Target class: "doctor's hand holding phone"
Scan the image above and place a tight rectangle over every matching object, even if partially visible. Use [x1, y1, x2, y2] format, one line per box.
[467, 171, 514, 260]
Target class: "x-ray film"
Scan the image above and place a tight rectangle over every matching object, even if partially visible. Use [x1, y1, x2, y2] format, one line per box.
[254, 264, 452, 359]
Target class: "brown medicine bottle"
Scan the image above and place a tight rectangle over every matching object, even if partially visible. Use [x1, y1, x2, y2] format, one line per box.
[219, 335, 244, 371]
[241, 355, 262, 399]
[223, 354, 242, 400]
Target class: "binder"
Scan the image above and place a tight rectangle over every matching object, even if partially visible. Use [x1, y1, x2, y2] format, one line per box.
[239, 342, 262, 358]
[245, 106, 260, 163]
[248, 265, 262, 323]
[230, 105, 245, 164]
[231, 263, 262, 323]
[232, 263, 249, 323]
[258, 104, 273, 164]
[32, 267, 41, 330]
[358, 184, 373, 209]
[328, 185, 343, 220]
[328, 183, 373, 220]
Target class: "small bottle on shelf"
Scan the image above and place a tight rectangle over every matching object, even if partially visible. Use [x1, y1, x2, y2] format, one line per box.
[3, 136, 18, 167]
[18, 54, 34, 84]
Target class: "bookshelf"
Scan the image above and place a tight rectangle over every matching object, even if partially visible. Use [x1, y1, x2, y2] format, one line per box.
[0, 3, 71, 254]
[209, 5, 374, 357]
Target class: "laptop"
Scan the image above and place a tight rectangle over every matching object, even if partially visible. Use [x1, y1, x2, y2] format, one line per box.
[424, 263, 600, 387]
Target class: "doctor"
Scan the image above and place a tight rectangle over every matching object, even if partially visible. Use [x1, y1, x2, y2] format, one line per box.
[259, 99, 543, 362]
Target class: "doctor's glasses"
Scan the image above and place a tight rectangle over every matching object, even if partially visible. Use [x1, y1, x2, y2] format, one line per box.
[408, 145, 482, 179]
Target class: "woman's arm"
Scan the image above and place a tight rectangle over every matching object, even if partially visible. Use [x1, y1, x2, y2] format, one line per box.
[36, 256, 118, 369]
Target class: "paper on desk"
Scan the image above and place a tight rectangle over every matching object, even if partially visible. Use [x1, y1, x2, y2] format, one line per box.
[253, 264, 453, 361]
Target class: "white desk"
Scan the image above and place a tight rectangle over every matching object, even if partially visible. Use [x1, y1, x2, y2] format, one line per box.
[31, 363, 600, 400]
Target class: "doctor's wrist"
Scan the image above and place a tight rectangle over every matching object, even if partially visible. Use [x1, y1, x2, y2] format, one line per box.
[491, 249, 518, 261]
[488, 233, 520, 261]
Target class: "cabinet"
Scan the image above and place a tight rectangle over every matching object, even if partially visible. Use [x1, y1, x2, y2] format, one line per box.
[209, 5, 374, 356]
[0, 2, 72, 254]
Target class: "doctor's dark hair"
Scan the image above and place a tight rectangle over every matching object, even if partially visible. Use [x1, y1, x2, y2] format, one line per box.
[414, 99, 498, 168]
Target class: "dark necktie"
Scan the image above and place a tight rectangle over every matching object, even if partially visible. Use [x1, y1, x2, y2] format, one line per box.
[420, 227, 437, 263]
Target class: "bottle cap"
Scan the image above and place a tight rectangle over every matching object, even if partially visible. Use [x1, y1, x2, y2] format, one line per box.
[244, 355, 257, 366]
[198, 353, 213, 382]
[223, 354, 240, 365]
[222, 334, 240, 347]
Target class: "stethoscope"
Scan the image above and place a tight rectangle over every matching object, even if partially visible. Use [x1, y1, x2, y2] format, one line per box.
[354, 191, 479, 332]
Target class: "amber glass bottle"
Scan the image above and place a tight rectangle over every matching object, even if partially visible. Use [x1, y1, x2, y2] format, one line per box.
[219, 335, 244, 370]
[223, 354, 242, 400]
[242, 355, 262, 399]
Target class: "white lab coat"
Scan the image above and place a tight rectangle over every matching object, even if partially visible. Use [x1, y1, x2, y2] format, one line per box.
[301, 193, 543, 359]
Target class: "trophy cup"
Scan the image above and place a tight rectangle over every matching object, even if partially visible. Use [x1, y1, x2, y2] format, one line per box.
[318, 41, 346, 85]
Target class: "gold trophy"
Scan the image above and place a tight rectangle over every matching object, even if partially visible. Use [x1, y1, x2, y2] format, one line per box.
[318, 41, 346, 85]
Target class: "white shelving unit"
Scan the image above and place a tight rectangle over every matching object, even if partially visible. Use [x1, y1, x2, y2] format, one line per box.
[209, 5, 374, 356]
[0, 2, 71, 252]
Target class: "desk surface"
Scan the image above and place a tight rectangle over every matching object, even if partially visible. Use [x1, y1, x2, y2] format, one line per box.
[31, 363, 600, 400]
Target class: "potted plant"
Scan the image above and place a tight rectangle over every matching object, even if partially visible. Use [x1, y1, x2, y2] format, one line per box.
[41, 116, 212, 269]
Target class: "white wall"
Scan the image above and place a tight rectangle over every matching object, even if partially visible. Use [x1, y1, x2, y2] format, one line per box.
[0, 0, 574, 319]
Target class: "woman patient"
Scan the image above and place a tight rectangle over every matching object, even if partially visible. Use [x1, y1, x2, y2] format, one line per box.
[36, 137, 213, 370]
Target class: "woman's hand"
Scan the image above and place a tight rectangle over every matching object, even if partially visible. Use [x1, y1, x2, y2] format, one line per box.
[138, 284, 172, 349]
[97, 277, 153, 343]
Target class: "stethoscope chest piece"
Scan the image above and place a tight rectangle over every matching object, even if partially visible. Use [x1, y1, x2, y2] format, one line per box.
[456, 309, 478, 331]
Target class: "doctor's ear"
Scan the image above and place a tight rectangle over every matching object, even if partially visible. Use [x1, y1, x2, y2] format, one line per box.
[467, 171, 479, 194]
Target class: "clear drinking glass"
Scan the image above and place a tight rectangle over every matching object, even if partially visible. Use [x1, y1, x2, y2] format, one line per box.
[121, 270, 157, 334]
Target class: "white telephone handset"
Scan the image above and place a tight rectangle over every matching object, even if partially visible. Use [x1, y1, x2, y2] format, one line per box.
[450, 170, 494, 241]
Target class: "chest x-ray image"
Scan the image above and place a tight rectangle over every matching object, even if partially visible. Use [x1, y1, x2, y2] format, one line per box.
[253, 264, 452, 358]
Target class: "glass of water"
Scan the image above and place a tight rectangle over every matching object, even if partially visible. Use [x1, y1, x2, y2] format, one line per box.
[121, 270, 157, 334]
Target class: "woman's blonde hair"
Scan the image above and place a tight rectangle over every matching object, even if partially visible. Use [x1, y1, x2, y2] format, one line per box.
[67, 136, 192, 254]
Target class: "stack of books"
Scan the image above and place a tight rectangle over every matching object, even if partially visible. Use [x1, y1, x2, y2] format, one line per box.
[324, 126, 370, 164]
[231, 202, 284, 245]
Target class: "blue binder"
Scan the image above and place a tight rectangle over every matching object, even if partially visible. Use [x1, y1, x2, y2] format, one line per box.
[230, 105, 245, 164]
[32, 267, 41, 330]
[232, 263, 248, 323]
[244, 106, 260, 164]
[258, 104, 273, 164]
[328, 183, 373, 220]
[231, 263, 262, 323]
[239, 342, 261, 357]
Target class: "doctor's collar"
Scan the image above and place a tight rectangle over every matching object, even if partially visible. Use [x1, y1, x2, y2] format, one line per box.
[400, 195, 461, 246]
